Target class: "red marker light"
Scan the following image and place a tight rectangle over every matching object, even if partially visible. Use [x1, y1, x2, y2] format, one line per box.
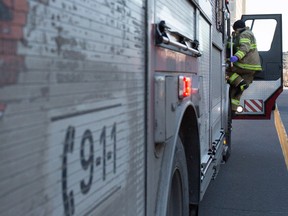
[178, 76, 192, 99]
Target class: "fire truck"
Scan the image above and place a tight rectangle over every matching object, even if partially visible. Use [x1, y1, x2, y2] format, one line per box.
[0, 0, 282, 216]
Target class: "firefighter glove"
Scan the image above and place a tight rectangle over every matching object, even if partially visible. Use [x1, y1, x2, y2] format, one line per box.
[230, 56, 238, 63]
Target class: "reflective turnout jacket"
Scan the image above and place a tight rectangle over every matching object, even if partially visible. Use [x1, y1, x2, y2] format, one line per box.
[233, 27, 262, 71]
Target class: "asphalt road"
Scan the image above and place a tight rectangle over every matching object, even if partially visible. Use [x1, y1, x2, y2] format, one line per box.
[199, 89, 288, 216]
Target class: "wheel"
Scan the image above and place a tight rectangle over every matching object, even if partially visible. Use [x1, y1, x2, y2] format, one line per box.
[167, 136, 190, 216]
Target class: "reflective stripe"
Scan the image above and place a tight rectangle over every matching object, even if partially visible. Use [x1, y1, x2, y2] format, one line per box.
[234, 62, 262, 71]
[250, 44, 257, 49]
[240, 84, 246, 91]
[239, 38, 251, 44]
[231, 99, 240, 105]
[235, 50, 245, 59]
[229, 73, 239, 83]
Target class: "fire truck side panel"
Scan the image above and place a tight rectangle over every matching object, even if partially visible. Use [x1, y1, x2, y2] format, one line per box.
[151, 1, 202, 214]
[198, 15, 211, 163]
[211, 0, 226, 146]
[211, 46, 224, 146]
[155, 0, 196, 40]
[152, 0, 210, 213]
[151, 0, 228, 208]
[153, 74, 202, 215]
[0, 1, 146, 216]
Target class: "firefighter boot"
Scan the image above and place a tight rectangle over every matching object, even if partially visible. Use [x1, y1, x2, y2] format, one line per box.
[239, 80, 249, 91]
[234, 80, 249, 97]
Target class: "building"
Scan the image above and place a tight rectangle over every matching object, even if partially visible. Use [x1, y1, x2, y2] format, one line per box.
[229, 0, 247, 25]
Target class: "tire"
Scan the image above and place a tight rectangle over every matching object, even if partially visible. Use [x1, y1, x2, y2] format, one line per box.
[167, 136, 190, 216]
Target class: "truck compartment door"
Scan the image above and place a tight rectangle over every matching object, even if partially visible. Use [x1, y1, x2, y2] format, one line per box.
[233, 14, 283, 119]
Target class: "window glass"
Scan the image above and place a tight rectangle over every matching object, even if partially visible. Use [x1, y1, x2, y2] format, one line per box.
[245, 19, 277, 51]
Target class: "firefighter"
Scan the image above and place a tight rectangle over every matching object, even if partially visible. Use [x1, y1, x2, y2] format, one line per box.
[227, 20, 262, 112]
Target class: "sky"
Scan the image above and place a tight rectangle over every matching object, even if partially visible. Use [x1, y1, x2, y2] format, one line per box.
[245, 0, 288, 52]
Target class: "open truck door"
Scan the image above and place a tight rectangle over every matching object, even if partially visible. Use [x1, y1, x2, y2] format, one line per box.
[233, 14, 283, 119]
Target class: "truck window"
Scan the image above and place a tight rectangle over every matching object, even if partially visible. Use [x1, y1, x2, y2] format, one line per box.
[245, 19, 277, 51]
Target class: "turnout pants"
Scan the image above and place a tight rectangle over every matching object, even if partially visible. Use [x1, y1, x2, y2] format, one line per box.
[227, 66, 256, 111]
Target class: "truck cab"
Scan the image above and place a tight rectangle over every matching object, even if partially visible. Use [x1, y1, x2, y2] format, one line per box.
[233, 14, 283, 119]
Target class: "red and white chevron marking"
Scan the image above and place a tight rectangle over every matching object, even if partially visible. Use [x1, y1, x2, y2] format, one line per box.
[244, 99, 264, 112]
